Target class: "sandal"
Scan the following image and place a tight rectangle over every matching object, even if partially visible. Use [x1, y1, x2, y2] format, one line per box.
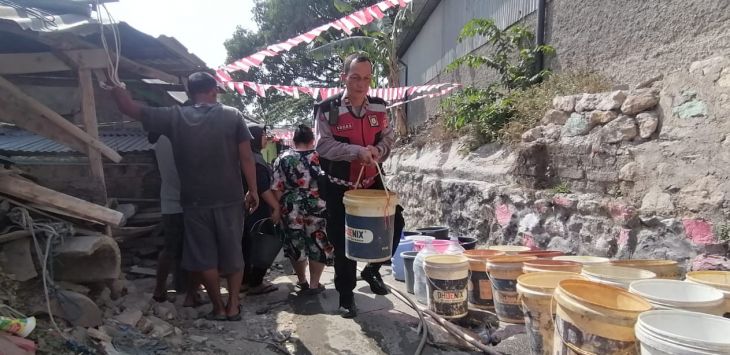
[248, 283, 279, 296]
[295, 281, 309, 292]
[203, 311, 227, 321]
[227, 305, 242, 321]
[301, 283, 325, 296]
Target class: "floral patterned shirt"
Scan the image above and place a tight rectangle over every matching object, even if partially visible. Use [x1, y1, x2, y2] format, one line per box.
[272, 149, 326, 218]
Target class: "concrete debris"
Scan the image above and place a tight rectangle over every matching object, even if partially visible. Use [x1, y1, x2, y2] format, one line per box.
[153, 301, 177, 321]
[114, 309, 143, 327]
[32, 290, 103, 327]
[0, 238, 37, 281]
[189, 335, 208, 344]
[53, 235, 121, 283]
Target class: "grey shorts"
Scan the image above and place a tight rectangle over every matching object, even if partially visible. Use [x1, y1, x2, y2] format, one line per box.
[181, 202, 245, 274]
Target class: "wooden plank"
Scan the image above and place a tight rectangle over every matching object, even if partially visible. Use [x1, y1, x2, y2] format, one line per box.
[0, 50, 108, 75]
[78, 68, 108, 205]
[117, 55, 180, 84]
[0, 75, 123, 163]
[0, 173, 123, 226]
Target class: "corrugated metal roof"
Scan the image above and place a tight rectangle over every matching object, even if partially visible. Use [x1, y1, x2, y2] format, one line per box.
[0, 127, 152, 154]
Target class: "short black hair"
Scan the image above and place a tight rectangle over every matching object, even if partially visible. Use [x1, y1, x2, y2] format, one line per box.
[248, 124, 266, 152]
[343, 52, 372, 75]
[187, 72, 218, 96]
[293, 124, 315, 145]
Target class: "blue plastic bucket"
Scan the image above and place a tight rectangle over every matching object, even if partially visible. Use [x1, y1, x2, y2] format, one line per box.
[343, 189, 399, 262]
[391, 240, 414, 281]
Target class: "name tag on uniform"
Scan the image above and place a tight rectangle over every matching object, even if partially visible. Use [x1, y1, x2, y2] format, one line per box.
[368, 115, 379, 127]
[336, 123, 353, 131]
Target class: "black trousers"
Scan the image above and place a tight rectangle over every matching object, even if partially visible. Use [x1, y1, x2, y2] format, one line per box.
[326, 178, 404, 307]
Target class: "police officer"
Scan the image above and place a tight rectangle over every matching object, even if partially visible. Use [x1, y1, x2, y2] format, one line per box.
[315, 53, 404, 318]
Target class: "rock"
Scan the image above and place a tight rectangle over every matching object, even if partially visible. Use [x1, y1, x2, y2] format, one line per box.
[577, 199, 602, 215]
[153, 301, 177, 321]
[167, 335, 185, 348]
[575, 93, 601, 112]
[109, 279, 125, 300]
[619, 162, 638, 181]
[589, 110, 618, 125]
[96, 287, 113, 308]
[120, 293, 151, 314]
[621, 89, 659, 115]
[193, 319, 214, 329]
[635, 75, 663, 90]
[542, 109, 569, 125]
[636, 111, 659, 138]
[719, 67, 730, 87]
[53, 235, 121, 283]
[101, 341, 123, 355]
[189, 335, 208, 344]
[679, 176, 725, 211]
[689, 56, 728, 81]
[552, 195, 578, 209]
[521, 126, 543, 142]
[178, 307, 198, 320]
[542, 124, 561, 141]
[600, 115, 637, 143]
[114, 309, 142, 326]
[552, 95, 576, 111]
[0, 238, 37, 281]
[596, 90, 627, 111]
[682, 219, 716, 245]
[87, 327, 112, 343]
[640, 186, 674, 215]
[32, 290, 102, 327]
[691, 254, 730, 271]
[146, 316, 174, 338]
[672, 99, 708, 119]
[562, 113, 593, 137]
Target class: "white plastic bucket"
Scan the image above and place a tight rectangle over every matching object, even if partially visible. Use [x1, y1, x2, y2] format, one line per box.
[487, 245, 531, 255]
[635, 310, 730, 354]
[343, 189, 399, 262]
[629, 279, 725, 315]
[685, 271, 730, 316]
[424, 255, 470, 319]
[553, 255, 609, 265]
[582, 265, 657, 289]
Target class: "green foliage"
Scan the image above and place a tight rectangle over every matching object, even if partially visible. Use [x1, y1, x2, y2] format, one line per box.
[502, 71, 612, 143]
[440, 86, 514, 144]
[551, 182, 571, 194]
[223, 0, 380, 124]
[447, 19, 554, 91]
[440, 19, 554, 147]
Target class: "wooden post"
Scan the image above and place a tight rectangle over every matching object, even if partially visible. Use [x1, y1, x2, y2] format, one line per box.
[78, 69, 108, 206]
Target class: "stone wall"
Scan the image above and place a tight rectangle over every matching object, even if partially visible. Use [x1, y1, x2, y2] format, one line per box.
[404, 0, 730, 130]
[388, 55, 730, 270]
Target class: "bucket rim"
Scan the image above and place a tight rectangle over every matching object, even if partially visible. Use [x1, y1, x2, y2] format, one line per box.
[553, 255, 610, 263]
[685, 271, 730, 290]
[557, 279, 652, 312]
[637, 310, 730, 349]
[463, 249, 505, 259]
[609, 259, 678, 267]
[517, 272, 585, 294]
[629, 279, 725, 304]
[424, 254, 469, 266]
[343, 189, 399, 198]
[487, 245, 531, 252]
[401, 251, 419, 259]
[582, 265, 657, 280]
[523, 259, 581, 267]
[487, 255, 538, 265]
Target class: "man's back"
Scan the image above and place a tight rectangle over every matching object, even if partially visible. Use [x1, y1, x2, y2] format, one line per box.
[141, 103, 252, 208]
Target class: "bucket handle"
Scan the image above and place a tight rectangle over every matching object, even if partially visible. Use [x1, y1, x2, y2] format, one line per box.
[354, 164, 393, 229]
[251, 218, 279, 238]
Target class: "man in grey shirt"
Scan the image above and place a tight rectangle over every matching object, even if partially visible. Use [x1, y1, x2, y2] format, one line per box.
[112, 72, 258, 321]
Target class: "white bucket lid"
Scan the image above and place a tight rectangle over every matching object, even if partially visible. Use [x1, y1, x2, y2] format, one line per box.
[636, 310, 730, 353]
[630, 279, 725, 307]
[553, 255, 609, 264]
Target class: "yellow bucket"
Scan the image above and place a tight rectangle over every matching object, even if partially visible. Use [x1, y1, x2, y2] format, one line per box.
[487, 255, 538, 323]
[463, 249, 505, 309]
[342, 189, 399, 263]
[516, 272, 585, 355]
[686, 271, 730, 316]
[581, 265, 657, 289]
[553, 279, 652, 354]
[609, 259, 681, 279]
[488, 245, 531, 255]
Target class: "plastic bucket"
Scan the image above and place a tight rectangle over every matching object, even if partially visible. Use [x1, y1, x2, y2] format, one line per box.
[553, 255, 609, 265]
[487, 255, 538, 323]
[518, 250, 565, 259]
[391, 240, 414, 281]
[408, 235, 436, 252]
[424, 255, 470, 319]
[402, 251, 418, 294]
[635, 310, 730, 355]
[463, 250, 505, 309]
[629, 279, 725, 315]
[487, 245, 531, 255]
[516, 272, 585, 355]
[402, 231, 421, 239]
[250, 218, 283, 269]
[582, 265, 657, 289]
[685, 271, 730, 316]
[553, 279, 652, 354]
[416, 226, 449, 240]
[457, 236, 478, 250]
[609, 259, 681, 280]
[523, 259, 583, 274]
[414, 239, 455, 253]
[343, 189, 399, 262]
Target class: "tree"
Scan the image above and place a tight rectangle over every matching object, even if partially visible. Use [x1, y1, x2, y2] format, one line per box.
[223, 0, 380, 125]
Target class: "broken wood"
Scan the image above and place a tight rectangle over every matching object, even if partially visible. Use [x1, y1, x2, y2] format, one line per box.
[112, 224, 159, 242]
[0, 173, 123, 226]
[0, 231, 31, 244]
[0, 76, 122, 163]
[79, 68, 109, 205]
